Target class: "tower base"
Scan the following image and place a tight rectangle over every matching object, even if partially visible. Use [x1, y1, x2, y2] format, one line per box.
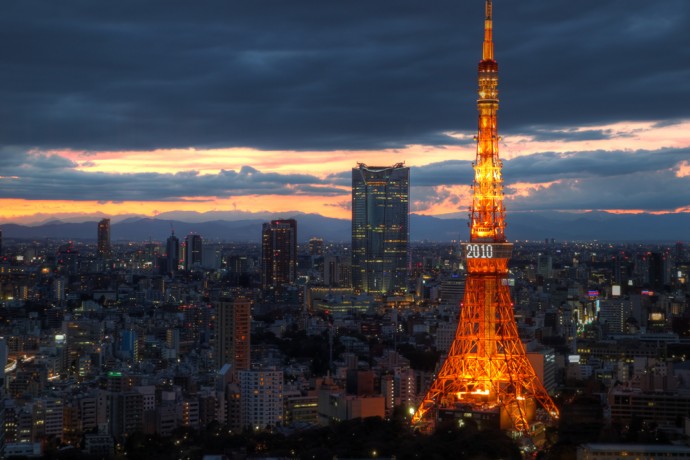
[438, 405, 500, 431]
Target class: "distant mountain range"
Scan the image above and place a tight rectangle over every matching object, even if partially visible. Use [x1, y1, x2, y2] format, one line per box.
[1, 211, 688, 243]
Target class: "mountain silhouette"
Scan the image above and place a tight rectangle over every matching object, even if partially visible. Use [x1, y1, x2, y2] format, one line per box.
[1, 211, 688, 243]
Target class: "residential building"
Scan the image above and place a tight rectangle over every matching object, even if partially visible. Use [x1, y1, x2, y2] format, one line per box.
[214, 297, 251, 371]
[261, 219, 297, 290]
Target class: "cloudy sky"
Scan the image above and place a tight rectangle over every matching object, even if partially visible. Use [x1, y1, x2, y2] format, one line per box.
[1, 0, 689, 224]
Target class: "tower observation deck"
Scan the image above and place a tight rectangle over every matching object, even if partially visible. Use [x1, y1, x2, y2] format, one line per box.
[411, 0, 559, 438]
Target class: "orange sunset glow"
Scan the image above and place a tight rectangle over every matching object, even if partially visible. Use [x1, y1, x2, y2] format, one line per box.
[0, 195, 351, 224]
[2, 118, 686, 225]
[0, 117, 690, 222]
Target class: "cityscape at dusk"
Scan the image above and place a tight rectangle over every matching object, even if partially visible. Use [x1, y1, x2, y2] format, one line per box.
[1, 1, 690, 459]
[1, 0, 689, 224]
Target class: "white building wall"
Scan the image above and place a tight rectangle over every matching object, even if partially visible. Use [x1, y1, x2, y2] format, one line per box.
[238, 369, 283, 430]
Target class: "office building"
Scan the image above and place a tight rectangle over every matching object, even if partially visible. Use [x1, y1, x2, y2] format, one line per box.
[261, 219, 297, 290]
[351, 162, 409, 295]
[34, 397, 64, 439]
[119, 330, 139, 362]
[323, 254, 343, 287]
[578, 443, 690, 460]
[283, 390, 319, 426]
[537, 254, 553, 279]
[201, 244, 222, 270]
[184, 233, 203, 270]
[608, 389, 690, 426]
[317, 380, 385, 425]
[598, 299, 632, 335]
[214, 297, 251, 372]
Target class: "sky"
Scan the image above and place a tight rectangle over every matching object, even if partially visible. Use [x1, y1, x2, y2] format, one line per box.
[1, 0, 689, 224]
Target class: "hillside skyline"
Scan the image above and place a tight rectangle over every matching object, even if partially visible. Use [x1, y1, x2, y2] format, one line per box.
[2, 210, 689, 243]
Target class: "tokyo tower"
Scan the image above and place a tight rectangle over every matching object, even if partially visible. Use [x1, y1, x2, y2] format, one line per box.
[412, 0, 559, 435]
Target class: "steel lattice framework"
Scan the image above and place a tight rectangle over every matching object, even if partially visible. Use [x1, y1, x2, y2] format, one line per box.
[412, 0, 559, 436]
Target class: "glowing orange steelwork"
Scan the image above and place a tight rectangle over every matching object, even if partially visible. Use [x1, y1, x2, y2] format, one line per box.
[412, 0, 559, 436]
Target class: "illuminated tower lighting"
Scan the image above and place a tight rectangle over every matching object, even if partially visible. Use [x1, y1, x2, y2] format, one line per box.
[412, 0, 559, 438]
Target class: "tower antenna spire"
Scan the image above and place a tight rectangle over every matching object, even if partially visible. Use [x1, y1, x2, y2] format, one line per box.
[483, 0, 494, 61]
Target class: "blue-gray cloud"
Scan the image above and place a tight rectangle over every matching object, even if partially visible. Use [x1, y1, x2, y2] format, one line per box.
[408, 148, 690, 213]
[0, 154, 341, 201]
[409, 149, 690, 186]
[505, 168, 690, 212]
[524, 128, 623, 143]
[411, 160, 472, 187]
[504, 149, 690, 183]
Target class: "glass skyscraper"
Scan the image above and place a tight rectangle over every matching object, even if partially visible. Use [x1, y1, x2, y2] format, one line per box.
[351, 163, 409, 295]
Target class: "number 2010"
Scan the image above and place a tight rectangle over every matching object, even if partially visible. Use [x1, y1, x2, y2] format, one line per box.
[466, 244, 493, 258]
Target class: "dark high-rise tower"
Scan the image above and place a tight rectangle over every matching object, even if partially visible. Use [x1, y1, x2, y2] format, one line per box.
[261, 219, 297, 290]
[351, 163, 409, 295]
[412, 0, 559, 437]
[97, 218, 111, 257]
[165, 230, 180, 276]
[184, 233, 203, 270]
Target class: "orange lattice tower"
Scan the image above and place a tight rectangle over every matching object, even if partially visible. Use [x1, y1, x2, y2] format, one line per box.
[412, 0, 559, 436]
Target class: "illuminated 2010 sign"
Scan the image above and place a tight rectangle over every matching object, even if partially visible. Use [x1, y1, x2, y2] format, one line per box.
[463, 242, 513, 259]
[466, 244, 494, 258]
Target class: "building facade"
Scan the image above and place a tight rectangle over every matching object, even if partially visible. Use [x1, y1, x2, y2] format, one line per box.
[214, 297, 251, 372]
[237, 369, 283, 430]
[184, 233, 203, 271]
[351, 163, 409, 295]
[97, 219, 111, 258]
[165, 231, 180, 276]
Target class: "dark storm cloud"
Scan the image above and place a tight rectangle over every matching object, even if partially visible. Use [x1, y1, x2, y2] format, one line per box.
[1, 0, 688, 153]
[411, 160, 473, 186]
[525, 128, 621, 143]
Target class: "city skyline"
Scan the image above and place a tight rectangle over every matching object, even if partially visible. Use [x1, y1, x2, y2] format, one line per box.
[1, 0, 689, 224]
